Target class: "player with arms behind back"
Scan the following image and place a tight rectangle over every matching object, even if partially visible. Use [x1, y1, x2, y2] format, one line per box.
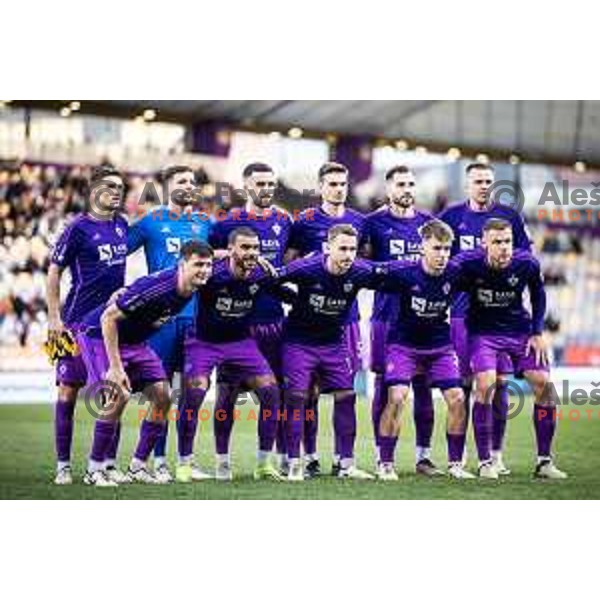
[47, 166, 128, 485]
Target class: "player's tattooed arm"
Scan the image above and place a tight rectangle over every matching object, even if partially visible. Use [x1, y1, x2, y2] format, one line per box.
[46, 264, 65, 338]
[100, 303, 131, 393]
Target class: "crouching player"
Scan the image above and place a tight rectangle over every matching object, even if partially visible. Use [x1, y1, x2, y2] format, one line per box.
[377, 220, 474, 480]
[78, 241, 214, 486]
[279, 224, 379, 481]
[181, 227, 290, 482]
[458, 218, 567, 479]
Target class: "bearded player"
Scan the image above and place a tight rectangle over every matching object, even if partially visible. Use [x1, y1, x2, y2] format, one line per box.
[361, 165, 441, 476]
[209, 163, 292, 474]
[127, 165, 215, 482]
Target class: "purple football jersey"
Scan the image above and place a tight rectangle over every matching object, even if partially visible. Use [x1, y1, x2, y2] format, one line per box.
[50, 213, 128, 326]
[438, 200, 532, 317]
[288, 205, 365, 323]
[209, 206, 292, 323]
[454, 249, 546, 336]
[82, 267, 192, 344]
[362, 207, 432, 321]
[194, 259, 274, 343]
[279, 255, 378, 345]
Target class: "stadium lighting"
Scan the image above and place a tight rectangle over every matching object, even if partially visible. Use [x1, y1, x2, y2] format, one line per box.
[447, 147, 461, 161]
[60, 107, 71, 117]
[509, 154, 521, 165]
[326, 133, 338, 145]
[288, 127, 303, 139]
[395, 140, 409, 151]
[268, 131, 281, 140]
[134, 115, 145, 124]
[476, 153, 489, 164]
[415, 145, 428, 156]
[69, 101, 81, 111]
[143, 109, 157, 121]
[574, 160, 587, 173]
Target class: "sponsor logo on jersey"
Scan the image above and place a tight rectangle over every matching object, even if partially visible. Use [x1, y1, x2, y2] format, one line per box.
[389, 239, 405, 255]
[98, 244, 113, 261]
[166, 237, 181, 254]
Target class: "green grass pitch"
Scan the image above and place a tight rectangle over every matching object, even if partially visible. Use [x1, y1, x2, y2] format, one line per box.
[1, 397, 599, 499]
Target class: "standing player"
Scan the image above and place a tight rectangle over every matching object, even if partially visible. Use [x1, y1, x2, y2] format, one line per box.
[361, 165, 441, 476]
[439, 162, 532, 475]
[457, 219, 566, 479]
[285, 162, 365, 476]
[127, 165, 214, 482]
[209, 163, 292, 474]
[78, 241, 214, 486]
[181, 227, 288, 482]
[279, 224, 378, 481]
[47, 166, 128, 485]
[376, 220, 473, 480]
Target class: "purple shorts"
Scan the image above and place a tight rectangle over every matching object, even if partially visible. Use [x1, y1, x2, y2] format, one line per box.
[470, 334, 550, 375]
[345, 321, 363, 373]
[282, 342, 354, 392]
[77, 334, 166, 392]
[184, 336, 273, 382]
[451, 318, 513, 378]
[385, 344, 461, 391]
[370, 320, 390, 374]
[218, 321, 283, 384]
[55, 354, 87, 386]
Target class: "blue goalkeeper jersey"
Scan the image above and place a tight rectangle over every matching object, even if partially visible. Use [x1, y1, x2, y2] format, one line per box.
[127, 205, 214, 318]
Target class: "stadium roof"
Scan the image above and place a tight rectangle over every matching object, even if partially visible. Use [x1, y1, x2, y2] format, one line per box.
[10, 100, 600, 168]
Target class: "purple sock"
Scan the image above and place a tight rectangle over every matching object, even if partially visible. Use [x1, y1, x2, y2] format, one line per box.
[463, 383, 472, 432]
[256, 385, 281, 452]
[275, 407, 288, 456]
[379, 435, 398, 464]
[134, 420, 164, 462]
[372, 374, 386, 448]
[54, 400, 75, 463]
[284, 391, 305, 459]
[333, 392, 357, 460]
[534, 404, 556, 457]
[413, 375, 434, 448]
[472, 402, 492, 462]
[303, 386, 319, 455]
[90, 420, 118, 463]
[447, 432, 466, 463]
[153, 421, 168, 458]
[106, 421, 121, 461]
[492, 382, 509, 452]
[178, 386, 206, 458]
[213, 384, 237, 455]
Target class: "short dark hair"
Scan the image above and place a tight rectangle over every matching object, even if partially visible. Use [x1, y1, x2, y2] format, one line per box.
[419, 219, 454, 243]
[318, 161, 348, 181]
[483, 218, 512, 233]
[466, 162, 494, 174]
[385, 165, 412, 181]
[180, 240, 213, 260]
[228, 226, 259, 246]
[328, 223, 358, 242]
[242, 162, 273, 178]
[90, 165, 123, 187]
[159, 165, 195, 184]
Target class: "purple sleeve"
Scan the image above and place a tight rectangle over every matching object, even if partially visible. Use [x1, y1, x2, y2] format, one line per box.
[287, 218, 305, 253]
[50, 220, 81, 267]
[115, 278, 151, 315]
[373, 261, 410, 292]
[527, 257, 546, 335]
[276, 257, 311, 284]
